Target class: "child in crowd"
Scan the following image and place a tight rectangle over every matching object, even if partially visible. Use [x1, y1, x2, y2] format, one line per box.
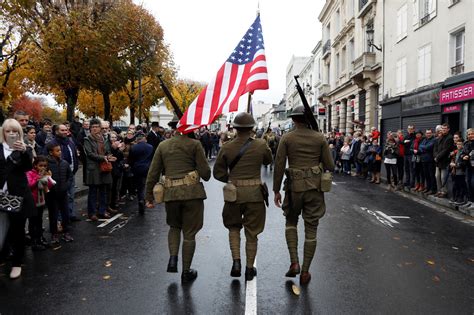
[26, 156, 55, 251]
[450, 140, 469, 205]
[45, 142, 73, 244]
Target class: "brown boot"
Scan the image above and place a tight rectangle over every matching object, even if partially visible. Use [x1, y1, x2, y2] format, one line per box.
[300, 271, 312, 285]
[375, 173, 381, 184]
[285, 263, 301, 277]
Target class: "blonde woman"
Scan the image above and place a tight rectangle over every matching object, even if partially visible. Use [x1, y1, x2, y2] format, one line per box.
[0, 119, 35, 279]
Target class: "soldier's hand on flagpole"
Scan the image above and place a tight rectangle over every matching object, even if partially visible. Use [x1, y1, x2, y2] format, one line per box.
[274, 191, 282, 208]
[146, 201, 154, 208]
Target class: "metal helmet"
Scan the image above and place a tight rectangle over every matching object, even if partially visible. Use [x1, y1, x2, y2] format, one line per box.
[288, 105, 305, 117]
[232, 112, 256, 128]
[168, 113, 179, 127]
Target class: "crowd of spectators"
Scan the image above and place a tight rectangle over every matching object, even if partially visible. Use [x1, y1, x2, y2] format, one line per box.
[327, 124, 474, 209]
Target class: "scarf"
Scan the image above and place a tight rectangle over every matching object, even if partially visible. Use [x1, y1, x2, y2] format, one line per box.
[414, 138, 421, 151]
[91, 133, 105, 155]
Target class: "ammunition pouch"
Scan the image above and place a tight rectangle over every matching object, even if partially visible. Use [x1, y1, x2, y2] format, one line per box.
[223, 182, 237, 202]
[164, 171, 200, 188]
[321, 172, 333, 192]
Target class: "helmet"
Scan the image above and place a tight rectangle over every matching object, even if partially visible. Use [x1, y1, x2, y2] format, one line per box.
[168, 114, 179, 127]
[288, 105, 305, 117]
[232, 112, 255, 128]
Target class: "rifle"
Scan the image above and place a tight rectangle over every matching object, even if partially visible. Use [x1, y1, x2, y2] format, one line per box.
[157, 74, 183, 119]
[294, 75, 319, 131]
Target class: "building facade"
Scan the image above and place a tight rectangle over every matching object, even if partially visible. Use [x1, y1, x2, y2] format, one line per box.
[381, 0, 474, 138]
[318, 0, 383, 134]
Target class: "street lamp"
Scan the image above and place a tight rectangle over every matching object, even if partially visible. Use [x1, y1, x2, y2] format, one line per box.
[138, 39, 157, 125]
[366, 28, 382, 52]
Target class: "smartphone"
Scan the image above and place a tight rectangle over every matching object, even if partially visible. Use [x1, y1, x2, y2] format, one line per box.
[6, 133, 19, 147]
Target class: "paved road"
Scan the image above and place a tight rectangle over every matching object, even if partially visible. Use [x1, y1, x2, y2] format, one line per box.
[1, 165, 473, 314]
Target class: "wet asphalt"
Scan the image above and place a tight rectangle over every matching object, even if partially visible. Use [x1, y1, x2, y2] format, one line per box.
[0, 163, 473, 314]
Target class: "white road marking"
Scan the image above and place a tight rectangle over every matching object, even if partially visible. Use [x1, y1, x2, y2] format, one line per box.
[390, 216, 411, 219]
[332, 182, 337, 186]
[375, 211, 399, 224]
[97, 214, 123, 228]
[245, 259, 257, 315]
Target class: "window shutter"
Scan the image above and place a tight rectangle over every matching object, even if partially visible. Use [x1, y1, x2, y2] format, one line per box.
[402, 4, 408, 37]
[396, 60, 401, 93]
[429, 0, 437, 19]
[401, 58, 407, 92]
[418, 48, 424, 86]
[413, 0, 419, 27]
[397, 9, 402, 41]
[425, 45, 431, 84]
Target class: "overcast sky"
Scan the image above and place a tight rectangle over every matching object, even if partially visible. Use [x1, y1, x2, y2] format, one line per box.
[139, 0, 325, 105]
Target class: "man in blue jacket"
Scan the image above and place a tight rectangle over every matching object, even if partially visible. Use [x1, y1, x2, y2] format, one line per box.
[129, 131, 154, 214]
[419, 129, 436, 194]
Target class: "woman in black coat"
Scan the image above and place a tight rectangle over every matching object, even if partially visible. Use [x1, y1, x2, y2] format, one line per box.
[0, 119, 34, 279]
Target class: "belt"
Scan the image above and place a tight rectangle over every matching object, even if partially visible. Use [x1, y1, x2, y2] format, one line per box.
[233, 179, 262, 187]
[164, 177, 199, 188]
[286, 166, 321, 180]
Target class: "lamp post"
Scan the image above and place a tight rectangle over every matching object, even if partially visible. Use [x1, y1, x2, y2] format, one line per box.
[366, 28, 382, 52]
[138, 39, 157, 125]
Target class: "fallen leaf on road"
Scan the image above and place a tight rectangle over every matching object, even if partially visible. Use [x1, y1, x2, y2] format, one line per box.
[404, 262, 413, 266]
[99, 236, 111, 239]
[357, 247, 363, 251]
[81, 298, 87, 301]
[426, 260, 435, 265]
[452, 246, 459, 250]
[402, 245, 409, 249]
[104, 261, 112, 267]
[468, 258, 474, 263]
[292, 284, 301, 296]
[432, 276, 440, 282]
[103, 275, 111, 280]
[52, 246, 62, 251]
[393, 236, 400, 240]
[357, 235, 361, 238]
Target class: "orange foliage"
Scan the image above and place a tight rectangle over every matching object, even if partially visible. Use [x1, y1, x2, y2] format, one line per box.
[11, 95, 43, 121]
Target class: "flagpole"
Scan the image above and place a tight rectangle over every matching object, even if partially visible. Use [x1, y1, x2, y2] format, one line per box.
[247, 92, 253, 113]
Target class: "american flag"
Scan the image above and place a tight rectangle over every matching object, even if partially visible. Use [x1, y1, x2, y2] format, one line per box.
[178, 14, 269, 133]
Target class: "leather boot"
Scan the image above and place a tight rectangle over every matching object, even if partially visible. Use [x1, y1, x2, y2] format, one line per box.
[181, 269, 198, 283]
[167, 256, 178, 273]
[245, 267, 257, 281]
[300, 271, 312, 285]
[285, 262, 301, 277]
[231, 259, 242, 277]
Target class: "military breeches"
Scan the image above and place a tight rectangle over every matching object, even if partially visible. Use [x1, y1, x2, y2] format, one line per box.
[165, 199, 204, 240]
[222, 202, 266, 241]
[282, 190, 326, 226]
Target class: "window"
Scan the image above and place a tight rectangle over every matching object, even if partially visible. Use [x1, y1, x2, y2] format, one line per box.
[366, 22, 374, 52]
[413, 0, 437, 28]
[341, 47, 346, 72]
[397, 3, 408, 42]
[417, 44, 431, 87]
[451, 29, 465, 75]
[347, 0, 354, 18]
[396, 57, 407, 94]
[348, 39, 355, 66]
[336, 53, 340, 77]
[335, 9, 340, 33]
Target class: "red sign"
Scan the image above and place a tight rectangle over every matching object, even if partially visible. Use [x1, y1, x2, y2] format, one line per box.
[443, 104, 461, 113]
[318, 107, 326, 115]
[336, 105, 340, 111]
[350, 99, 355, 107]
[439, 83, 474, 105]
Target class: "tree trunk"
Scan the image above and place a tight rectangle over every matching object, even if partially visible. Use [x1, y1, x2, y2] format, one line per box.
[101, 88, 112, 125]
[65, 87, 79, 122]
[129, 107, 135, 125]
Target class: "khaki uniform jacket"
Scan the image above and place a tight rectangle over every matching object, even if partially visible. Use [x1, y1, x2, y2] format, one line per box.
[145, 134, 211, 202]
[273, 126, 334, 192]
[213, 132, 273, 203]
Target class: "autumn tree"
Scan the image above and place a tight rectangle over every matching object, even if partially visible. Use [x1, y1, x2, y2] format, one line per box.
[164, 79, 205, 114]
[10, 95, 43, 121]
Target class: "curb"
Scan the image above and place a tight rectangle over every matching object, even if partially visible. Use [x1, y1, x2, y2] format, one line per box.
[392, 189, 474, 226]
[74, 187, 89, 199]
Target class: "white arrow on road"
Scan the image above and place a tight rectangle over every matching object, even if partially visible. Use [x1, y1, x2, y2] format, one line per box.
[376, 211, 410, 224]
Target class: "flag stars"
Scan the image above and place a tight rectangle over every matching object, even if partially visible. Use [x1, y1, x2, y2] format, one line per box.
[240, 44, 244, 48]
[239, 51, 243, 55]
[238, 58, 242, 62]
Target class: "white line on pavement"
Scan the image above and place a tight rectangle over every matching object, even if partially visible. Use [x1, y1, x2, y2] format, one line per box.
[390, 216, 410, 219]
[332, 182, 337, 186]
[245, 259, 257, 315]
[97, 214, 123, 228]
[375, 211, 399, 224]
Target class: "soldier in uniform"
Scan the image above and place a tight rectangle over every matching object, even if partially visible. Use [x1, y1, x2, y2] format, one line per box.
[145, 116, 211, 283]
[213, 113, 272, 281]
[263, 127, 278, 170]
[221, 123, 236, 145]
[273, 105, 335, 285]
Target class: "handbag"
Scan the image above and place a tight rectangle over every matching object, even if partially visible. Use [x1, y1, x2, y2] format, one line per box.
[100, 161, 113, 173]
[0, 191, 23, 213]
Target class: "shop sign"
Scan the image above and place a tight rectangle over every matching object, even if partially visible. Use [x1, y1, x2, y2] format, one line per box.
[402, 88, 440, 111]
[440, 83, 474, 105]
[318, 107, 326, 116]
[443, 104, 461, 113]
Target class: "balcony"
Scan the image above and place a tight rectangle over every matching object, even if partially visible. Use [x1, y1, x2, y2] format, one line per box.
[322, 40, 331, 59]
[451, 64, 464, 76]
[350, 52, 379, 87]
[318, 84, 331, 103]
